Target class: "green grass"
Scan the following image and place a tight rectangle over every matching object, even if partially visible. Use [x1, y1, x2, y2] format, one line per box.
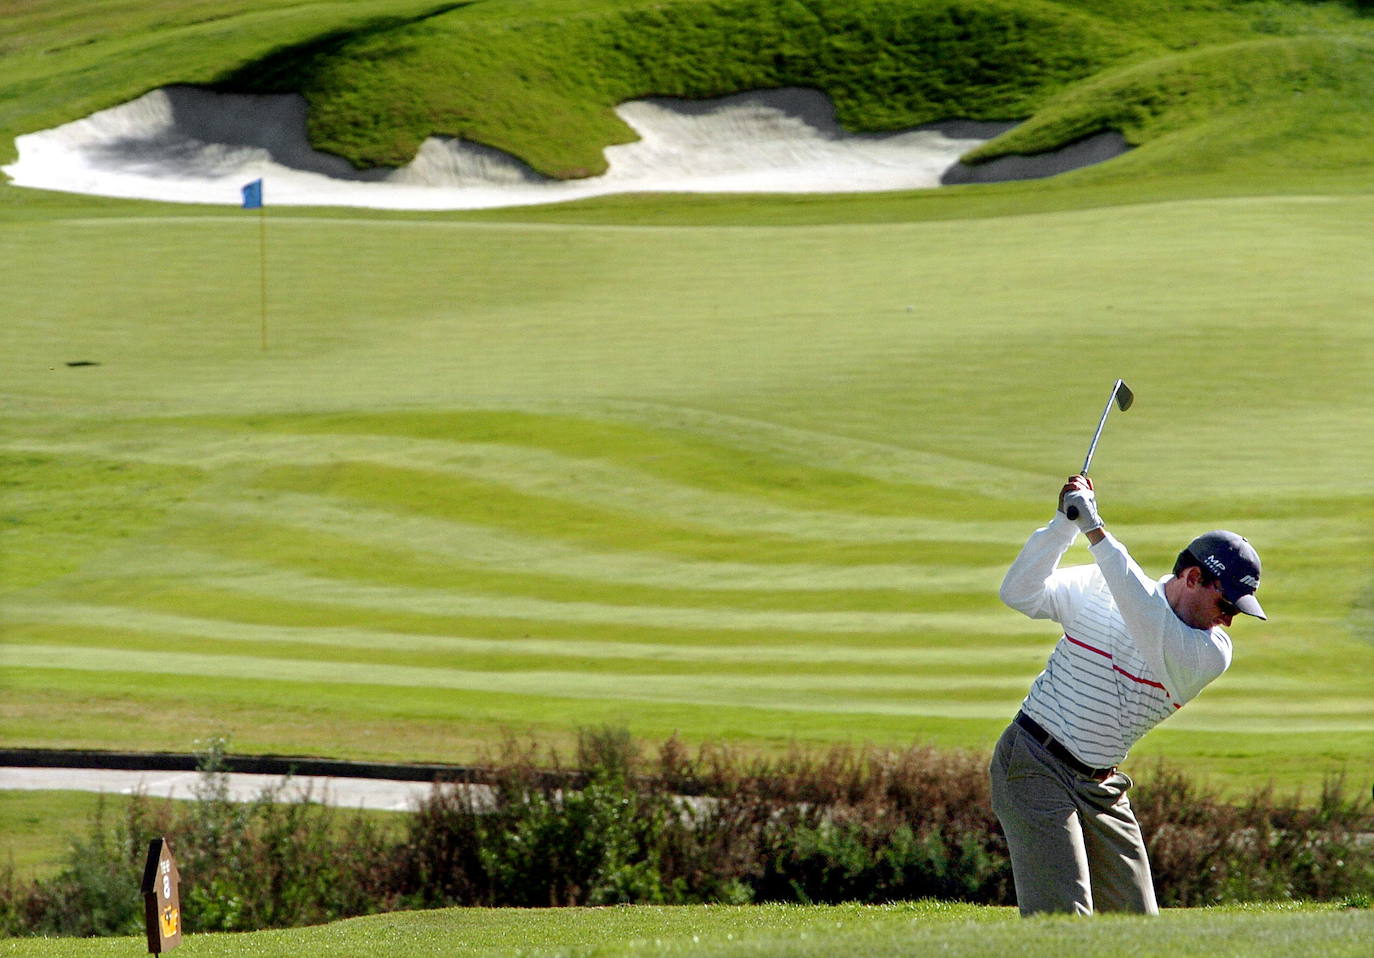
[3, 1, 1374, 179]
[3, 203, 1371, 798]
[220, 0, 1140, 176]
[0, 791, 126, 881]
[3, 901, 1372, 957]
[3, 0, 1374, 898]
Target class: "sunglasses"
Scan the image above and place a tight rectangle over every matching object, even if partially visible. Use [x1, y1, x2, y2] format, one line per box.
[1206, 581, 1240, 617]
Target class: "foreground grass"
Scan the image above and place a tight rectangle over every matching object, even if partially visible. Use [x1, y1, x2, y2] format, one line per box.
[4, 902, 1372, 957]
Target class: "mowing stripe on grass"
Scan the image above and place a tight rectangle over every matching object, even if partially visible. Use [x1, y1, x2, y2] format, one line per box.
[13, 646, 1032, 715]
[96, 558, 1038, 635]
[193, 491, 1010, 592]
[1, 603, 1045, 668]
[2, 433, 1039, 544]
[146, 517, 993, 614]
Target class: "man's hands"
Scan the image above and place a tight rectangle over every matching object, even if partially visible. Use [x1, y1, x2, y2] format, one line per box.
[1059, 475, 1104, 535]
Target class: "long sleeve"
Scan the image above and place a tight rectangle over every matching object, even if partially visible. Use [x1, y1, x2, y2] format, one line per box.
[1000, 514, 1096, 624]
[1089, 532, 1232, 704]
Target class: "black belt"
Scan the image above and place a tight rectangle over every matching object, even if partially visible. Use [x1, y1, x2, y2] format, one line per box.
[1014, 711, 1116, 781]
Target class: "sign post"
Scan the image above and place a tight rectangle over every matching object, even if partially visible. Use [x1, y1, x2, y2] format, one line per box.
[141, 838, 182, 954]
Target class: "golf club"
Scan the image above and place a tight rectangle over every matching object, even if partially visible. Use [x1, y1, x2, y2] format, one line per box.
[1065, 379, 1134, 521]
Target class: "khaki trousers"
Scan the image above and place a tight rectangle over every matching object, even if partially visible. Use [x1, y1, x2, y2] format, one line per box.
[988, 721, 1158, 916]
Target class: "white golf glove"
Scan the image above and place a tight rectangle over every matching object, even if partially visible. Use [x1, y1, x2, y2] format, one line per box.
[1060, 487, 1103, 534]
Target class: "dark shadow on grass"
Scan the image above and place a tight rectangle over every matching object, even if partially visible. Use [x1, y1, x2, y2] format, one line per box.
[210, 3, 474, 94]
[82, 86, 394, 181]
[940, 130, 1130, 185]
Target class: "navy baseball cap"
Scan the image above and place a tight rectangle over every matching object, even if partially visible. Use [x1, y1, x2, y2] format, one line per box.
[1185, 531, 1266, 620]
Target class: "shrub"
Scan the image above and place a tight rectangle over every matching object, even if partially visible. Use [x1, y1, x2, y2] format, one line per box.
[170, 738, 400, 931]
[3, 730, 1371, 937]
[0, 737, 398, 938]
[399, 727, 680, 907]
[0, 790, 159, 938]
[1135, 763, 1374, 906]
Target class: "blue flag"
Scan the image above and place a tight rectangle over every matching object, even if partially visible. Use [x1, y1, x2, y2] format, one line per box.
[241, 179, 263, 209]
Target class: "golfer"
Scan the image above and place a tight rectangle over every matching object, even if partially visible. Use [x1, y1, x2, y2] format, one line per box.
[989, 475, 1266, 915]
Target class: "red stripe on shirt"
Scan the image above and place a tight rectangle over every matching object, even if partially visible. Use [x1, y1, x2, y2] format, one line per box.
[1065, 633, 1181, 707]
[1065, 634, 1112, 658]
[1113, 664, 1166, 690]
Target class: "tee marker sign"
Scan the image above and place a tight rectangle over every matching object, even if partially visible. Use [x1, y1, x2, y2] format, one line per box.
[141, 838, 182, 954]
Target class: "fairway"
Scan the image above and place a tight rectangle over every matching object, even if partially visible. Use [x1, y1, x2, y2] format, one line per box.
[3, 195, 1372, 796]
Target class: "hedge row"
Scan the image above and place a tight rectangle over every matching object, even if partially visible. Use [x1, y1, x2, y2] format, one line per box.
[3, 730, 1371, 936]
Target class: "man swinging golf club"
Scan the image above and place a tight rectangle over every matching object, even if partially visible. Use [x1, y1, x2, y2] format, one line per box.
[989, 386, 1266, 916]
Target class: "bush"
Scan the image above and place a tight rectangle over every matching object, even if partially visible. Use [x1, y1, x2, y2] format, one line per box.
[0, 737, 399, 938]
[400, 732, 1013, 908]
[401, 728, 676, 907]
[3, 730, 1371, 937]
[0, 797, 147, 937]
[172, 738, 401, 931]
[1136, 764, 1374, 906]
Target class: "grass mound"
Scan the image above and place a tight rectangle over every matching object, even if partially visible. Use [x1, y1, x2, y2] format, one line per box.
[967, 34, 1374, 176]
[3, 0, 1374, 185]
[215, 0, 1140, 177]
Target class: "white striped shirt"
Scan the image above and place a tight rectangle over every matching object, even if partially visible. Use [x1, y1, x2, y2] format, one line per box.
[999, 516, 1232, 767]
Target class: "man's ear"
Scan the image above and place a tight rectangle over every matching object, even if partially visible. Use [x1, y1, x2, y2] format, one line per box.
[1181, 566, 1203, 588]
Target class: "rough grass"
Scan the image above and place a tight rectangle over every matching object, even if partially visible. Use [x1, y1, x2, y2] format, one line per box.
[3, 0, 1374, 180]
[966, 34, 1374, 174]
[0, 792, 124, 881]
[217, 0, 1141, 176]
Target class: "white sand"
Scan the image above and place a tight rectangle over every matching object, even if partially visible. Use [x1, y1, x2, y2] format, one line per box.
[2, 86, 1018, 211]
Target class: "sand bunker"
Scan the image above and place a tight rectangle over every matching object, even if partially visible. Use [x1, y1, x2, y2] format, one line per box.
[2, 86, 1124, 210]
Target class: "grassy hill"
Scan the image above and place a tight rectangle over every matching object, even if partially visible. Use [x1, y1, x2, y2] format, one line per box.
[2, 1, 1374, 181]
[1, 0, 1372, 826]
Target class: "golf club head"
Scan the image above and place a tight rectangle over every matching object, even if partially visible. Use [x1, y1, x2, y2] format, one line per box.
[1114, 380, 1134, 411]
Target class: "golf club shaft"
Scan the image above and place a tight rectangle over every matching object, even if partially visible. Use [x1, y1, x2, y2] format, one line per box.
[1065, 380, 1129, 521]
[1080, 399, 1116, 476]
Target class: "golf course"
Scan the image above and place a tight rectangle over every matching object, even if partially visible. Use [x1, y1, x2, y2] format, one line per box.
[2, 0, 1373, 950]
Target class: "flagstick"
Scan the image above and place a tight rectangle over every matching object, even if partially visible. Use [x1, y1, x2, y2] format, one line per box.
[258, 203, 268, 352]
